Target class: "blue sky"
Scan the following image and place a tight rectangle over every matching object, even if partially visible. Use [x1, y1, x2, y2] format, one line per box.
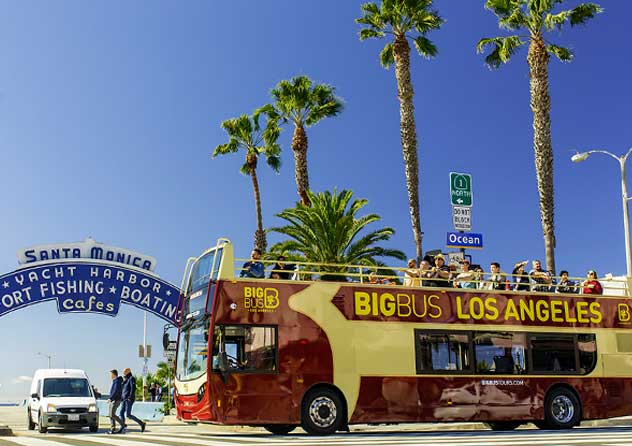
[0, 1, 630, 399]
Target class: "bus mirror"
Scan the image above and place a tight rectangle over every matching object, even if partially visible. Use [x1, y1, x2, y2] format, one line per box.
[162, 332, 170, 350]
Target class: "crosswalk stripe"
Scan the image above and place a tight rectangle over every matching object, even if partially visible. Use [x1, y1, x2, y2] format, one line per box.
[1, 437, 77, 446]
[95, 433, 273, 445]
[89, 432, 632, 446]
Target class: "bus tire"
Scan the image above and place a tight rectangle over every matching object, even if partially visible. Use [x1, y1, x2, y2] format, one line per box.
[484, 421, 521, 431]
[544, 387, 581, 429]
[264, 424, 296, 435]
[301, 388, 344, 436]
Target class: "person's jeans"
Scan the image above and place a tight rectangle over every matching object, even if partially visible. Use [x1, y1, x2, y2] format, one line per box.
[108, 400, 123, 429]
[119, 399, 143, 427]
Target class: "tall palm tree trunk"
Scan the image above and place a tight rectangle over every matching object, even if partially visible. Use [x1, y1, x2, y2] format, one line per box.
[393, 35, 423, 262]
[250, 167, 267, 252]
[528, 34, 556, 275]
[292, 124, 311, 206]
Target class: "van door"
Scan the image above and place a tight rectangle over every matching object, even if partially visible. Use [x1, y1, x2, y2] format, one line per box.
[30, 380, 41, 418]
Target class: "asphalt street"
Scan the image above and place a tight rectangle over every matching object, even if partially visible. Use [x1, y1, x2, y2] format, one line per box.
[3, 406, 632, 446]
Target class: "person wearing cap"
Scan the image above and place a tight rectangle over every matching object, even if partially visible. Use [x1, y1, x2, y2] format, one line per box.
[429, 254, 451, 287]
[581, 270, 603, 295]
[511, 261, 530, 291]
[107, 369, 124, 434]
[453, 259, 477, 289]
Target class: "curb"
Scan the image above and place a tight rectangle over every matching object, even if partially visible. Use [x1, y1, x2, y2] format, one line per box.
[0, 425, 13, 436]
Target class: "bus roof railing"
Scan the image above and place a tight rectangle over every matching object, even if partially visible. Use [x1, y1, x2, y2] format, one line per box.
[232, 257, 630, 298]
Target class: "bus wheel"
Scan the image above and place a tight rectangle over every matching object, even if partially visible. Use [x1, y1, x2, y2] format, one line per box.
[301, 388, 344, 436]
[264, 425, 296, 435]
[485, 421, 521, 431]
[544, 387, 581, 429]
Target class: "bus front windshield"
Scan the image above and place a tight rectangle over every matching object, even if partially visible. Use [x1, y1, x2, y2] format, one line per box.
[176, 319, 210, 382]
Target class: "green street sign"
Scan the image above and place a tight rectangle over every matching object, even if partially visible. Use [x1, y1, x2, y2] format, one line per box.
[450, 172, 473, 207]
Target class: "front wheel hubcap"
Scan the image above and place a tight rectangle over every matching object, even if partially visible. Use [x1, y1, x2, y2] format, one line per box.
[309, 396, 337, 428]
[551, 395, 575, 424]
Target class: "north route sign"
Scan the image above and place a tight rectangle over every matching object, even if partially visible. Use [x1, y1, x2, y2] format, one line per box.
[0, 261, 181, 324]
[450, 172, 473, 207]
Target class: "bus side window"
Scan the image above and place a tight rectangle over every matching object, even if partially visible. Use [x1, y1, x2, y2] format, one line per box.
[415, 330, 471, 373]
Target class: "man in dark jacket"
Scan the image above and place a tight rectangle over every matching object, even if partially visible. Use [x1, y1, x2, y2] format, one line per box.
[118, 368, 146, 433]
[107, 369, 124, 434]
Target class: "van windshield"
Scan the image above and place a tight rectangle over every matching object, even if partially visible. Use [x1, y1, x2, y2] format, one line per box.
[42, 378, 91, 398]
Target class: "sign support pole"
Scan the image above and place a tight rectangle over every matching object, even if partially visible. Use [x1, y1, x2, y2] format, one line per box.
[143, 312, 148, 402]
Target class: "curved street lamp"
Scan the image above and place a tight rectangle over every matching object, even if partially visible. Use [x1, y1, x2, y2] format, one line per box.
[571, 147, 632, 277]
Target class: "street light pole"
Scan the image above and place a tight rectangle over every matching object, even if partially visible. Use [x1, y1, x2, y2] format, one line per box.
[37, 352, 52, 368]
[572, 148, 632, 277]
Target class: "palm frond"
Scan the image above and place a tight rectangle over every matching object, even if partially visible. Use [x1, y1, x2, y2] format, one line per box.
[547, 44, 573, 62]
[413, 35, 438, 59]
[477, 35, 525, 69]
[380, 42, 395, 68]
[569, 3, 603, 26]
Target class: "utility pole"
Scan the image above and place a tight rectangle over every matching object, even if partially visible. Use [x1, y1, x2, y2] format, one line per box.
[37, 352, 52, 368]
[143, 311, 148, 402]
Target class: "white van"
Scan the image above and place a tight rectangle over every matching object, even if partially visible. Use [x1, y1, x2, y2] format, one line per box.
[28, 369, 99, 433]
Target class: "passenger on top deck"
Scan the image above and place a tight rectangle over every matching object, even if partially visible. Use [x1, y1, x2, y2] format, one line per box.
[428, 254, 451, 287]
[581, 270, 603, 295]
[512, 261, 530, 291]
[529, 260, 552, 292]
[240, 248, 265, 279]
[403, 259, 421, 287]
[474, 267, 485, 289]
[453, 259, 477, 289]
[556, 270, 577, 293]
[269, 255, 295, 280]
[419, 260, 433, 287]
[484, 262, 507, 291]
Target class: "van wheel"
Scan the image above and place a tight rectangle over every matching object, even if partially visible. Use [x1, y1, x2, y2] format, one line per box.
[264, 424, 296, 435]
[485, 421, 521, 431]
[544, 387, 581, 429]
[301, 388, 344, 436]
[27, 408, 35, 430]
[38, 411, 47, 433]
[89, 424, 99, 433]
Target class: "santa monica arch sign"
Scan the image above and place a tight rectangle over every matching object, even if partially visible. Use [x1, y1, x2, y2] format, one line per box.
[0, 238, 182, 324]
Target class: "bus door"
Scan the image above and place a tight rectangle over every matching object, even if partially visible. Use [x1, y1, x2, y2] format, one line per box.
[212, 325, 291, 424]
[474, 332, 531, 420]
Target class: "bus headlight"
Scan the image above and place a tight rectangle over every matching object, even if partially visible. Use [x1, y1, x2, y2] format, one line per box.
[46, 404, 57, 413]
[88, 404, 98, 413]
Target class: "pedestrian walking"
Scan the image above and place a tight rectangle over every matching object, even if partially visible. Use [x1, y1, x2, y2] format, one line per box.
[149, 383, 157, 402]
[118, 368, 146, 433]
[107, 369, 124, 434]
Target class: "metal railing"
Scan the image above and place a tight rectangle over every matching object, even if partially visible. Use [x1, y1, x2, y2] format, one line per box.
[233, 257, 629, 297]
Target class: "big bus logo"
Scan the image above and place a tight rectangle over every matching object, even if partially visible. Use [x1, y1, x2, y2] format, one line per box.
[244, 287, 280, 312]
[618, 303, 631, 323]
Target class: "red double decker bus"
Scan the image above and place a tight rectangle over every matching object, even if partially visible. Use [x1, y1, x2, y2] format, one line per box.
[174, 240, 632, 435]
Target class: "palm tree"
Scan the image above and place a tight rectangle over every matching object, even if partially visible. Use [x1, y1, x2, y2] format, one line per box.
[155, 361, 173, 383]
[356, 0, 443, 263]
[259, 76, 343, 207]
[269, 189, 406, 280]
[213, 112, 281, 252]
[477, 0, 602, 274]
